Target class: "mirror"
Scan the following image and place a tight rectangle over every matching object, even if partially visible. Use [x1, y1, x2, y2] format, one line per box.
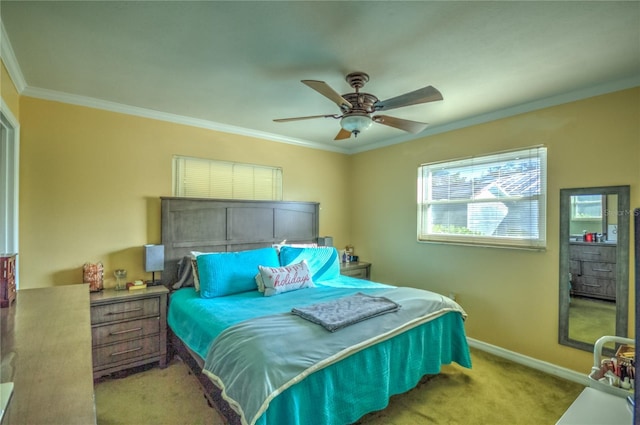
[559, 185, 630, 353]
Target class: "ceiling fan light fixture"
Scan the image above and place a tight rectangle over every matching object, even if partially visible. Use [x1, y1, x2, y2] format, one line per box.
[275, 72, 441, 141]
[340, 113, 372, 137]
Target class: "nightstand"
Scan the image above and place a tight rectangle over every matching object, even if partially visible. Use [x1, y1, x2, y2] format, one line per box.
[340, 261, 371, 280]
[89, 286, 168, 379]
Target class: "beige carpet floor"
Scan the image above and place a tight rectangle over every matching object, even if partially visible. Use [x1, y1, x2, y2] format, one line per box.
[568, 296, 616, 347]
[95, 347, 585, 425]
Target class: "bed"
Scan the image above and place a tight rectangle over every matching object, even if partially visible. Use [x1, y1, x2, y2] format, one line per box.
[161, 197, 471, 425]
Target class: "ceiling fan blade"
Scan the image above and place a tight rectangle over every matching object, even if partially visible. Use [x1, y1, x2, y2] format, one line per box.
[334, 128, 352, 140]
[373, 115, 429, 134]
[274, 114, 339, 122]
[375, 85, 443, 111]
[302, 80, 353, 109]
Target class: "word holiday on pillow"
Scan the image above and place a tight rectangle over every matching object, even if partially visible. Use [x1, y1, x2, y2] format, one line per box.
[258, 260, 314, 296]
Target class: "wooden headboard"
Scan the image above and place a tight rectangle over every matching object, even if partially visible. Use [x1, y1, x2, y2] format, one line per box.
[160, 197, 320, 285]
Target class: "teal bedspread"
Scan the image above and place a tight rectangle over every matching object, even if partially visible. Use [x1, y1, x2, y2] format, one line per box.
[168, 276, 395, 359]
[168, 278, 471, 425]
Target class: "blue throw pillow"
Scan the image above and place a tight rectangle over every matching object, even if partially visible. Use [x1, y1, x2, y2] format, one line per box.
[196, 247, 279, 298]
[279, 246, 340, 282]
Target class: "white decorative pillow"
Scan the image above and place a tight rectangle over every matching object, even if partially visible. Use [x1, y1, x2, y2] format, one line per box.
[258, 260, 315, 297]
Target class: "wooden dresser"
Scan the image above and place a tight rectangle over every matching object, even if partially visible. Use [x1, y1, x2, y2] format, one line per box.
[0, 285, 96, 425]
[90, 286, 168, 379]
[340, 261, 371, 280]
[569, 242, 617, 301]
[0, 254, 16, 308]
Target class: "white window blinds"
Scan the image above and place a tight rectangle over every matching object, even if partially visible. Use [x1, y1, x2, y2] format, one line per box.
[417, 146, 547, 249]
[173, 156, 283, 201]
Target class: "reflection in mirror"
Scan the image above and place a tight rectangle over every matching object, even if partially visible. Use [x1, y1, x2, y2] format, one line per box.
[568, 194, 615, 344]
[559, 186, 630, 354]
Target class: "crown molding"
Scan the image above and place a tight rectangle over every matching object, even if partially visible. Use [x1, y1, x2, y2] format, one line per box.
[0, 19, 27, 93]
[0, 17, 346, 154]
[2, 13, 637, 156]
[19, 76, 640, 156]
[21, 85, 348, 154]
[349, 75, 640, 154]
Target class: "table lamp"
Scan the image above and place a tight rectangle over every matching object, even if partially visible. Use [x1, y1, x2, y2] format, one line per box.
[144, 244, 164, 286]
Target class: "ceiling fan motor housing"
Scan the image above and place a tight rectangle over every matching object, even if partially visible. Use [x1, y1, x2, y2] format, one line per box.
[340, 92, 379, 113]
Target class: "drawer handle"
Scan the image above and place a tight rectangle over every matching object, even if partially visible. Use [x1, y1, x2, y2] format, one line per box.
[583, 251, 601, 255]
[109, 327, 143, 336]
[592, 268, 612, 272]
[105, 307, 143, 315]
[583, 283, 601, 287]
[110, 346, 143, 357]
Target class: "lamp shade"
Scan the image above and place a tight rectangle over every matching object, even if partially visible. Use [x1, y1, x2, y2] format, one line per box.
[144, 244, 165, 272]
[340, 113, 372, 135]
[317, 236, 333, 247]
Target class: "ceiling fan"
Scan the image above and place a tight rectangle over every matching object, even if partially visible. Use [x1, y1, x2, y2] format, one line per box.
[274, 72, 443, 140]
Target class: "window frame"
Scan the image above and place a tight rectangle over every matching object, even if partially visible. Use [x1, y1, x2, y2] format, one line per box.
[0, 101, 20, 288]
[417, 146, 547, 250]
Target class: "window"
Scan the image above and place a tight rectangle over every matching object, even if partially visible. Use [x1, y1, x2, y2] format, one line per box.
[173, 156, 283, 200]
[417, 146, 547, 249]
[571, 194, 603, 220]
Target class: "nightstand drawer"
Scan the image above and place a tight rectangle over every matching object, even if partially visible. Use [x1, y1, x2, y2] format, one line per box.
[93, 335, 160, 368]
[341, 267, 368, 279]
[91, 297, 159, 325]
[340, 261, 371, 280]
[92, 317, 160, 345]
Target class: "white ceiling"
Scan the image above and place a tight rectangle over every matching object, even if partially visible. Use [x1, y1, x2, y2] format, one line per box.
[1, 1, 639, 153]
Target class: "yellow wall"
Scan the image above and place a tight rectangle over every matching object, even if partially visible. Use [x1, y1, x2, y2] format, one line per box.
[18, 97, 351, 289]
[349, 87, 639, 372]
[1, 60, 20, 119]
[7, 56, 639, 374]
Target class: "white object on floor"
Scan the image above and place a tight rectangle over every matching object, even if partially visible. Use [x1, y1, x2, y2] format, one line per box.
[0, 382, 14, 421]
[555, 387, 633, 425]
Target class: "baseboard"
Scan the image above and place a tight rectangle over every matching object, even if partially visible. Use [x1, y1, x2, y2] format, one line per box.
[467, 337, 590, 387]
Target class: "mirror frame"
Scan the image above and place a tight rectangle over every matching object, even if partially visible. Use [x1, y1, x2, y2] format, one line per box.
[558, 185, 630, 352]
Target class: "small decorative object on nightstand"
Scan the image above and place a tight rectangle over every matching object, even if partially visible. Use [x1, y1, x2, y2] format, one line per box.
[340, 261, 371, 280]
[113, 269, 127, 291]
[83, 262, 104, 292]
[90, 286, 168, 379]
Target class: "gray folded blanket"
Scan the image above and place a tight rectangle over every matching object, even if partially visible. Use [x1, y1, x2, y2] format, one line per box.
[291, 292, 400, 332]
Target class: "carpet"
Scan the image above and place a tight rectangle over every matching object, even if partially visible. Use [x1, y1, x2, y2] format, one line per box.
[568, 296, 616, 347]
[357, 348, 583, 425]
[94, 347, 584, 425]
[95, 360, 222, 425]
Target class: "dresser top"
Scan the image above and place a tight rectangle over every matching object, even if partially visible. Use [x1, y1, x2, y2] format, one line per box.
[1, 284, 96, 425]
[569, 241, 617, 247]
